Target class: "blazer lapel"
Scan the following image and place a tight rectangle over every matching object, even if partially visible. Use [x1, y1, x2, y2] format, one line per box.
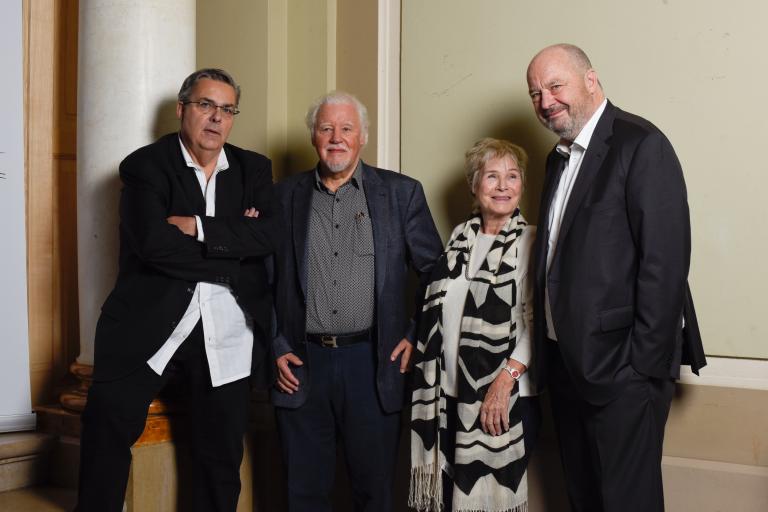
[555, 102, 615, 251]
[215, 147, 242, 217]
[170, 135, 207, 216]
[361, 163, 389, 300]
[292, 173, 315, 299]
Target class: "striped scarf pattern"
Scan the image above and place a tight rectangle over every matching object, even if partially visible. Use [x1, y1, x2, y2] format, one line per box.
[410, 211, 529, 512]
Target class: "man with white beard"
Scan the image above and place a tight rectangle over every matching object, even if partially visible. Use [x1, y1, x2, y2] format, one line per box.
[270, 91, 443, 511]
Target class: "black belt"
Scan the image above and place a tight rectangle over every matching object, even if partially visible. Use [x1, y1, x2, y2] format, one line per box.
[307, 330, 371, 348]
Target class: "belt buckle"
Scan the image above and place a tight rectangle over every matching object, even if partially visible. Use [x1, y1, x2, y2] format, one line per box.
[321, 335, 338, 348]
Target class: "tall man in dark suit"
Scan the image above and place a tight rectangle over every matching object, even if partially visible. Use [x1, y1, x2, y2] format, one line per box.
[526, 44, 706, 512]
[271, 91, 443, 511]
[75, 69, 282, 512]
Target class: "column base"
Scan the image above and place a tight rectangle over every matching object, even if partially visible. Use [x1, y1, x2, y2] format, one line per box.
[59, 363, 93, 413]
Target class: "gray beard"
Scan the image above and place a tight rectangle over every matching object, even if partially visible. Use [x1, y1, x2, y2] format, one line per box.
[325, 159, 352, 173]
[546, 106, 590, 142]
[547, 114, 579, 141]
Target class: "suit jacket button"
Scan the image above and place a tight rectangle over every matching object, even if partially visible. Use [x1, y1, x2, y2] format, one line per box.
[186, 287, 194, 294]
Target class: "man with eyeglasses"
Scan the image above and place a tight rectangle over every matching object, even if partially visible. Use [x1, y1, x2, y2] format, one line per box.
[75, 68, 282, 512]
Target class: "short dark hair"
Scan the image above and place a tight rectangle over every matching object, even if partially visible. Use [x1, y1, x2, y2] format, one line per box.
[177, 68, 241, 105]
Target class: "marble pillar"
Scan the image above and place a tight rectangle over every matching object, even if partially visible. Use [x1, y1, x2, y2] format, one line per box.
[62, 0, 195, 410]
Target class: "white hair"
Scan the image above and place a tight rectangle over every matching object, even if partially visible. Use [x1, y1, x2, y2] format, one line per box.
[305, 90, 369, 140]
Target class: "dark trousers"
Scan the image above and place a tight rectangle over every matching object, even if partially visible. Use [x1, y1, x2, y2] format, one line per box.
[275, 341, 401, 512]
[75, 321, 251, 512]
[546, 340, 674, 512]
[441, 394, 542, 510]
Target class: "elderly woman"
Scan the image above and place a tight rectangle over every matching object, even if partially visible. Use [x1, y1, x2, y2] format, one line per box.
[410, 138, 540, 512]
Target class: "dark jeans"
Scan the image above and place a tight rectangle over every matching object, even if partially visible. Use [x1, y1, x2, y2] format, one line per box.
[275, 340, 401, 512]
[441, 393, 542, 510]
[75, 321, 251, 512]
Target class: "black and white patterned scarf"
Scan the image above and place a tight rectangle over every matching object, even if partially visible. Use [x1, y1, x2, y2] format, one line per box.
[410, 211, 528, 512]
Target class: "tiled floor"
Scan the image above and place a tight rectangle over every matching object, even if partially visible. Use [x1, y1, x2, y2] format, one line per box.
[0, 486, 76, 512]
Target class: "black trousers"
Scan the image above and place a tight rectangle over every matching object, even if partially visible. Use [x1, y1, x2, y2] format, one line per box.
[75, 321, 251, 512]
[275, 340, 401, 512]
[441, 394, 542, 511]
[546, 340, 674, 512]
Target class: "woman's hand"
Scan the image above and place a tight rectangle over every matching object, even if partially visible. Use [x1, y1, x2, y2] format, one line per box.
[479, 359, 526, 436]
[480, 371, 515, 436]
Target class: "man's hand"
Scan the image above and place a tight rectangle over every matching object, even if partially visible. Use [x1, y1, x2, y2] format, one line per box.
[166, 215, 197, 236]
[276, 352, 304, 394]
[389, 338, 414, 374]
[243, 207, 259, 218]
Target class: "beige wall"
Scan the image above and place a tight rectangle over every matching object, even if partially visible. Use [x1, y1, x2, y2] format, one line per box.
[337, 0, 378, 164]
[198, 0, 379, 179]
[401, 0, 767, 360]
[197, 1, 269, 154]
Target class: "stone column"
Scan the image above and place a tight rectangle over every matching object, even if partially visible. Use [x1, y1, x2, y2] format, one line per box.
[62, 0, 195, 410]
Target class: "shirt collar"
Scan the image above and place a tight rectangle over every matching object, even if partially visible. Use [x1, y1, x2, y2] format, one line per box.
[178, 135, 229, 173]
[314, 160, 363, 192]
[556, 99, 608, 156]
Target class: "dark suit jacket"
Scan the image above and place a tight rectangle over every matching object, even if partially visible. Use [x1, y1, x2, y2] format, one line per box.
[531, 101, 706, 405]
[92, 133, 282, 383]
[270, 162, 443, 413]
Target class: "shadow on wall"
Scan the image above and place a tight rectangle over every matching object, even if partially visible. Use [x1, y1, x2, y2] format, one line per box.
[436, 108, 555, 230]
[153, 98, 182, 141]
[272, 132, 319, 181]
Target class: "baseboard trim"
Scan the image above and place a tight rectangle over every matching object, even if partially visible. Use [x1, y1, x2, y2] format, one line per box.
[664, 455, 768, 476]
[662, 455, 768, 512]
[679, 356, 768, 390]
[0, 413, 36, 433]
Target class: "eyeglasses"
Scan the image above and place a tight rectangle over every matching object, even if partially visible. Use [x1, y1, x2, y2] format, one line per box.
[182, 100, 240, 118]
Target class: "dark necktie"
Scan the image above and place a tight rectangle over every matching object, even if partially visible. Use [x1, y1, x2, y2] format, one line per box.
[541, 150, 569, 251]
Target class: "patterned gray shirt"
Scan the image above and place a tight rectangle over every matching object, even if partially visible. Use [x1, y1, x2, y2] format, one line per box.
[305, 163, 375, 334]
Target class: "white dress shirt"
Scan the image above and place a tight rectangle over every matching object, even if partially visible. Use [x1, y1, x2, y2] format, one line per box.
[545, 99, 608, 340]
[146, 138, 254, 387]
[442, 225, 537, 397]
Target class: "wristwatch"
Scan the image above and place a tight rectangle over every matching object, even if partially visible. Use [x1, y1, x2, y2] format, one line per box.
[503, 364, 521, 380]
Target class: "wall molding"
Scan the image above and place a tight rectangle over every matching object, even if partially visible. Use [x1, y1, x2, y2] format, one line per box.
[376, 0, 400, 171]
[679, 356, 768, 390]
[0, 413, 36, 433]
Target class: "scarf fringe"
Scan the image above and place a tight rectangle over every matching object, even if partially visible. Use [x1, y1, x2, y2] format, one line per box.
[454, 502, 528, 512]
[408, 465, 443, 512]
[409, 466, 528, 512]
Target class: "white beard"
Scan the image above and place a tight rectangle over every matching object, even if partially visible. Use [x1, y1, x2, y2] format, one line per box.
[325, 159, 351, 173]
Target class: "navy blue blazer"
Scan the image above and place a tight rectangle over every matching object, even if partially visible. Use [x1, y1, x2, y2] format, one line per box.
[270, 162, 443, 413]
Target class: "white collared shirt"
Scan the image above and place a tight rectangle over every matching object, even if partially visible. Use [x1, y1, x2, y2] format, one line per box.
[545, 99, 608, 340]
[146, 137, 254, 386]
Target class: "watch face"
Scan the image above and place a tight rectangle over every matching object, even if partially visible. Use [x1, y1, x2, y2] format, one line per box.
[505, 365, 520, 379]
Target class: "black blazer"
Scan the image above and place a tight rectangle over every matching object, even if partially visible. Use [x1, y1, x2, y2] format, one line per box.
[270, 163, 443, 413]
[92, 133, 282, 382]
[531, 102, 706, 405]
